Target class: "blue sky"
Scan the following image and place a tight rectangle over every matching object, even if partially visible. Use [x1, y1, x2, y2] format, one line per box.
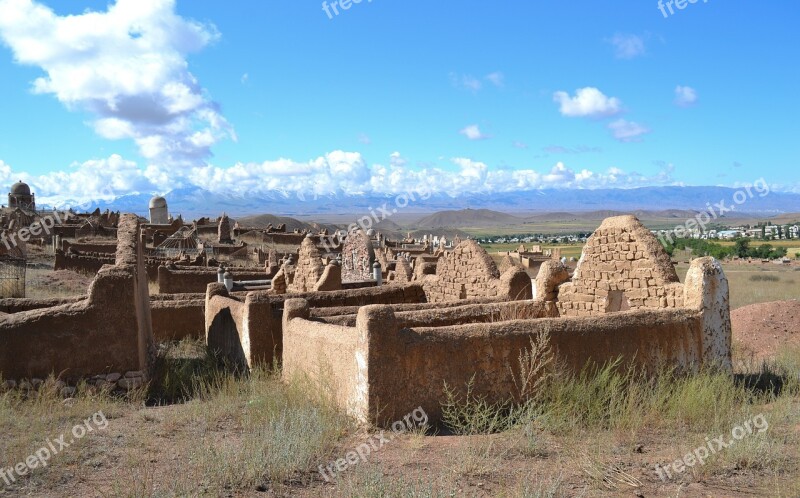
[0, 0, 797, 204]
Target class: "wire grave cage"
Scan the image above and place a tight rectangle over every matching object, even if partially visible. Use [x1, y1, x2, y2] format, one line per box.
[0, 256, 26, 298]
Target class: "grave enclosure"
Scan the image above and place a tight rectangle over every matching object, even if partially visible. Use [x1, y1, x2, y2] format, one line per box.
[1, 214, 732, 427]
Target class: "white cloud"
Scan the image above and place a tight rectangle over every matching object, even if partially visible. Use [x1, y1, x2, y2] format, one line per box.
[459, 124, 490, 141]
[553, 87, 623, 118]
[512, 141, 528, 149]
[0, 0, 234, 168]
[358, 133, 371, 145]
[485, 72, 504, 87]
[0, 151, 681, 207]
[608, 119, 651, 142]
[608, 33, 646, 59]
[450, 73, 482, 92]
[674, 85, 698, 107]
[389, 152, 407, 168]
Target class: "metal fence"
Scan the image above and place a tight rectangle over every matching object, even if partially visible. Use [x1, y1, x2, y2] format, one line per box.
[0, 257, 26, 298]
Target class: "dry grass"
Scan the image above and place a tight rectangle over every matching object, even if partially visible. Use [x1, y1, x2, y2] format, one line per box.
[4, 257, 800, 495]
[24, 268, 93, 300]
[2, 341, 798, 496]
[674, 262, 800, 309]
[1, 340, 351, 496]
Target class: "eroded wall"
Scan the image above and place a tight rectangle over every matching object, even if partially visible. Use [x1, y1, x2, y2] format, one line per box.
[0, 215, 155, 380]
[280, 252, 732, 426]
[424, 240, 532, 302]
[557, 215, 683, 316]
[158, 265, 267, 294]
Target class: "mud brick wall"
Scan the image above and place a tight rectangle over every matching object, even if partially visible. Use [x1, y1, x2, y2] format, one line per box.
[393, 257, 413, 283]
[150, 294, 206, 342]
[427, 240, 500, 302]
[61, 240, 118, 253]
[424, 240, 531, 302]
[0, 214, 155, 380]
[341, 229, 375, 282]
[281, 250, 732, 427]
[557, 215, 683, 317]
[205, 283, 428, 371]
[158, 266, 267, 294]
[289, 238, 325, 293]
[54, 251, 115, 274]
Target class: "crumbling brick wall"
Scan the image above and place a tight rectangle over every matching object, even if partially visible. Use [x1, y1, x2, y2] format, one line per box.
[157, 265, 267, 294]
[283, 252, 732, 426]
[0, 214, 155, 380]
[206, 283, 428, 371]
[557, 215, 683, 316]
[289, 237, 326, 293]
[424, 240, 531, 302]
[341, 229, 375, 282]
[55, 251, 115, 274]
[393, 257, 413, 283]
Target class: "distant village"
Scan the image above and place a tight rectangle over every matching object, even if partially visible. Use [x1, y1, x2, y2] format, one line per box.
[479, 221, 800, 246]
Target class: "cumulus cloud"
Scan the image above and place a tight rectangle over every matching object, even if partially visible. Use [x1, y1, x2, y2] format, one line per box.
[0, 0, 234, 168]
[674, 85, 698, 107]
[0, 150, 681, 208]
[608, 119, 651, 142]
[608, 33, 646, 59]
[459, 124, 490, 141]
[0, 155, 158, 208]
[553, 87, 623, 118]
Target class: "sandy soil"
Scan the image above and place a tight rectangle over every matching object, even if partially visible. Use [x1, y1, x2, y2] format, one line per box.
[732, 299, 800, 362]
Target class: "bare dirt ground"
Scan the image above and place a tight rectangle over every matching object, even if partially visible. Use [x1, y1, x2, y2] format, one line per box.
[733, 299, 800, 363]
[25, 268, 93, 300]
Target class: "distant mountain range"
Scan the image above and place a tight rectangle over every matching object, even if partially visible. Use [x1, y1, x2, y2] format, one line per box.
[41, 185, 800, 219]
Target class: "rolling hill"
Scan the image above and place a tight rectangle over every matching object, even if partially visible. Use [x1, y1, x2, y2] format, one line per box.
[414, 209, 522, 228]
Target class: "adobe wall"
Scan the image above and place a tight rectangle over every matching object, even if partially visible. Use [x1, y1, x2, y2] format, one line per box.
[55, 251, 116, 274]
[150, 294, 206, 342]
[364, 306, 706, 424]
[308, 296, 505, 319]
[158, 265, 268, 294]
[282, 299, 366, 418]
[205, 283, 428, 370]
[287, 237, 341, 292]
[205, 284, 277, 370]
[0, 296, 84, 313]
[684, 257, 732, 371]
[281, 252, 732, 426]
[284, 303, 707, 426]
[61, 240, 118, 254]
[424, 239, 532, 302]
[557, 215, 683, 316]
[319, 299, 558, 328]
[392, 257, 413, 283]
[0, 214, 155, 381]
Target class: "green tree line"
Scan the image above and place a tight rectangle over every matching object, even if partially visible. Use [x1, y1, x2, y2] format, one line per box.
[661, 238, 787, 260]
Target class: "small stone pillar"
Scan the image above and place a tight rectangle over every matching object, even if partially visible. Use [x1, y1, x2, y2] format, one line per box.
[373, 261, 382, 286]
[223, 271, 233, 291]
